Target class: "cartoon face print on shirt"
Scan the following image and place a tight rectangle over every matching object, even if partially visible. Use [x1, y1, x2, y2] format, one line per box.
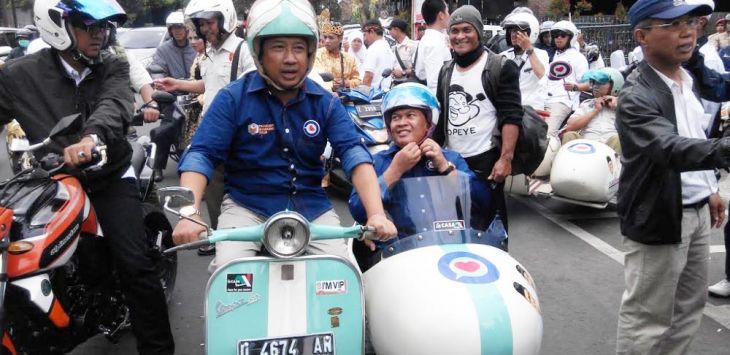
[448, 84, 486, 127]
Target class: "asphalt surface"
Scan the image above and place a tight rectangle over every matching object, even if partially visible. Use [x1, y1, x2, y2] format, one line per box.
[2, 123, 730, 355]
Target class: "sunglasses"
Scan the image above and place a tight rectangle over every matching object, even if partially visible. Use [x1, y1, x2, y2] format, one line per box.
[74, 21, 110, 36]
[551, 31, 570, 38]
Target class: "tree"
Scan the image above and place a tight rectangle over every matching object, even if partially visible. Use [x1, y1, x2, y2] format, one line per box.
[547, 0, 570, 18]
[572, 0, 593, 18]
[614, 1, 627, 20]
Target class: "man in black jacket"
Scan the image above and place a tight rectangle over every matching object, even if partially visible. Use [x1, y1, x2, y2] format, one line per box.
[0, 1, 174, 354]
[434, 5, 522, 231]
[616, 1, 730, 353]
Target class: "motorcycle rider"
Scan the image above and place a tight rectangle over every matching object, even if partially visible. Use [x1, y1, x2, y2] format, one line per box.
[545, 20, 589, 134]
[150, 10, 197, 181]
[155, 0, 255, 256]
[536, 20, 555, 60]
[348, 83, 477, 250]
[171, 0, 397, 272]
[0, 0, 174, 354]
[5, 26, 37, 61]
[500, 9, 550, 111]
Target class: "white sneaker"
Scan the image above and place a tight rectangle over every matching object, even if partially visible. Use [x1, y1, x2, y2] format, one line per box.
[709, 279, 730, 297]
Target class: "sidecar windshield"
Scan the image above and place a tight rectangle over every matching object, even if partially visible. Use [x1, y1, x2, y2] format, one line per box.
[377, 174, 504, 259]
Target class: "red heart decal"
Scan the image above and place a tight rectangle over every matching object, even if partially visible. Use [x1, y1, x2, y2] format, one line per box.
[454, 261, 480, 273]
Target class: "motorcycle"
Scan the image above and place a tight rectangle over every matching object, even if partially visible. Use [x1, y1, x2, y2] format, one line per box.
[162, 173, 542, 355]
[0, 114, 177, 354]
[147, 64, 189, 163]
[324, 79, 391, 197]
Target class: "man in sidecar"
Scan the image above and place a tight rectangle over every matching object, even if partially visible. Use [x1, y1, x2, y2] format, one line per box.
[348, 83, 491, 250]
[561, 67, 624, 154]
[171, 0, 396, 272]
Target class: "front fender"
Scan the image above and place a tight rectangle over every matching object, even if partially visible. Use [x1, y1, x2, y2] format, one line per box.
[2, 332, 17, 355]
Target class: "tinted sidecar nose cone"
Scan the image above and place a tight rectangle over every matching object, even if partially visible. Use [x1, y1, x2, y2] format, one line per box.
[263, 212, 310, 258]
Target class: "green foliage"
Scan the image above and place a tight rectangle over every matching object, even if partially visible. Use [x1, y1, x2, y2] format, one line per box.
[547, 0, 570, 18]
[614, 2, 627, 20]
[573, 0, 593, 18]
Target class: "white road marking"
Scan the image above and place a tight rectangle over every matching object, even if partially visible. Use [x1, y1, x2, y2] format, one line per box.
[515, 196, 730, 330]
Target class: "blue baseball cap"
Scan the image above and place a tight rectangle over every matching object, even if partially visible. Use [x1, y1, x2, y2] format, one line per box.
[628, 0, 713, 28]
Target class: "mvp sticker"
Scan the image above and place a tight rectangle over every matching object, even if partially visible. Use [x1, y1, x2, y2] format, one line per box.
[316, 280, 347, 295]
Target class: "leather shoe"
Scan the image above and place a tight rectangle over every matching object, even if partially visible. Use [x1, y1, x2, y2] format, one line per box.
[198, 244, 216, 256]
[153, 168, 164, 182]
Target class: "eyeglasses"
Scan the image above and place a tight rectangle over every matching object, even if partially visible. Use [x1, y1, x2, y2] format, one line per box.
[75, 21, 110, 36]
[640, 17, 700, 31]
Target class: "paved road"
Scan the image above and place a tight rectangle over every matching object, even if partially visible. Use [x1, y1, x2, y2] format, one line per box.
[2, 124, 730, 354]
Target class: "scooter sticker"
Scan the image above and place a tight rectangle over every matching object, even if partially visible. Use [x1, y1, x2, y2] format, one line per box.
[315, 280, 347, 295]
[433, 220, 465, 232]
[303, 120, 321, 137]
[438, 251, 500, 284]
[226, 273, 253, 292]
[567, 142, 595, 154]
[216, 293, 261, 318]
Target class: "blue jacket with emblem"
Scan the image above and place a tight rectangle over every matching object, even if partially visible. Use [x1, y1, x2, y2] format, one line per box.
[348, 145, 487, 246]
[179, 71, 372, 220]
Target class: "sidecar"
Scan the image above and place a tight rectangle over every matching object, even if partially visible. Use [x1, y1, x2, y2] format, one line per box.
[363, 175, 543, 355]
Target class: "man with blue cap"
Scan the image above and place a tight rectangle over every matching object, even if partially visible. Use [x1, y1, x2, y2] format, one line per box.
[616, 1, 730, 353]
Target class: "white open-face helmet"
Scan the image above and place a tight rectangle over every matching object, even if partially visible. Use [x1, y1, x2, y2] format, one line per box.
[550, 20, 579, 50]
[246, 0, 319, 90]
[184, 0, 238, 35]
[166, 10, 185, 27]
[502, 12, 540, 46]
[34, 0, 126, 52]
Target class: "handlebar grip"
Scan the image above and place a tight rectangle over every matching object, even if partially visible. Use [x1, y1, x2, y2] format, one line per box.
[360, 226, 378, 241]
[163, 238, 210, 255]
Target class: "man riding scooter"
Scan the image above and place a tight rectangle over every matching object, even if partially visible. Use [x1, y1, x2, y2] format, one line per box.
[171, 0, 396, 272]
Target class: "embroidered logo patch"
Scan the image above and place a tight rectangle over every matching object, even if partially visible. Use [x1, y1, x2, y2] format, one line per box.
[248, 123, 275, 136]
[303, 120, 320, 137]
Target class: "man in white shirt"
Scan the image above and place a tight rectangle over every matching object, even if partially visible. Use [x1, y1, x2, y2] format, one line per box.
[413, 0, 452, 94]
[361, 20, 395, 90]
[388, 18, 418, 86]
[499, 11, 549, 111]
[545, 20, 589, 134]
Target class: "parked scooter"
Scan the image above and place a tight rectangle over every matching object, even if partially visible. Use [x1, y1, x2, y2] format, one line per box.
[0, 115, 177, 354]
[161, 173, 542, 355]
[324, 70, 392, 196]
[159, 186, 375, 355]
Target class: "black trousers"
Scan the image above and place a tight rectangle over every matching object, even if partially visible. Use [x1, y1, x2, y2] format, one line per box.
[88, 178, 175, 355]
[151, 104, 179, 170]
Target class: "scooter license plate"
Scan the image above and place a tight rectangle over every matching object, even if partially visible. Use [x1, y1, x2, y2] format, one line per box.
[355, 104, 381, 119]
[237, 332, 335, 355]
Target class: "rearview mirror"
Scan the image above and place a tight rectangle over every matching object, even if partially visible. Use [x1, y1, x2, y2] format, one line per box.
[152, 91, 176, 104]
[158, 186, 195, 210]
[381, 68, 392, 78]
[49, 114, 82, 140]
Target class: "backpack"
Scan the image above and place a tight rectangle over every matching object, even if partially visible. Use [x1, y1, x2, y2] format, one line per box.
[438, 49, 549, 176]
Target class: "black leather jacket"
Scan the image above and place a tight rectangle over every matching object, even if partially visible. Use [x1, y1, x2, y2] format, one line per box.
[0, 48, 134, 192]
[616, 61, 730, 244]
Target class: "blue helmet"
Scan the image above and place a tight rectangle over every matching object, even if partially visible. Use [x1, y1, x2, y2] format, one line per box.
[382, 83, 440, 128]
[579, 68, 624, 96]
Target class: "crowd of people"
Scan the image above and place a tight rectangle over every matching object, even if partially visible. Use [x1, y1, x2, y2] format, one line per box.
[1, 0, 730, 354]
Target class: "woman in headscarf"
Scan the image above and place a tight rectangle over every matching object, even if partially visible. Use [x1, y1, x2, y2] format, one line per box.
[348, 30, 367, 77]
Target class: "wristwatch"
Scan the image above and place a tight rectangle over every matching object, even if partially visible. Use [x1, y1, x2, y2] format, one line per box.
[180, 205, 201, 218]
[525, 48, 534, 56]
[440, 162, 456, 175]
[146, 100, 159, 110]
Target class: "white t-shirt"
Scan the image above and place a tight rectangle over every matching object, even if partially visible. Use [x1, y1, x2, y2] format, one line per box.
[501, 47, 550, 110]
[546, 47, 588, 109]
[571, 98, 617, 142]
[446, 53, 497, 158]
[414, 28, 452, 94]
[361, 38, 395, 90]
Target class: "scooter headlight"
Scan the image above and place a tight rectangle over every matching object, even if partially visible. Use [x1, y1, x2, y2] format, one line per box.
[262, 212, 310, 258]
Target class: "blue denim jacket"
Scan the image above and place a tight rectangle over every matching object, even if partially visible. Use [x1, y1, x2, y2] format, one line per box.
[179, 71, 372, 220]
